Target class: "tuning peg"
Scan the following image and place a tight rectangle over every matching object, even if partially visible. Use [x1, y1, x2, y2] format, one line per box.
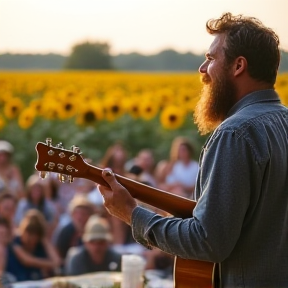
[58, 173, 68, 183]
[72, 145, 81, 154]
[39, 171, 49, 179]
[68, 175, 74, 183]
[46, 138, 52, 146]
[56, 142, 64, 149]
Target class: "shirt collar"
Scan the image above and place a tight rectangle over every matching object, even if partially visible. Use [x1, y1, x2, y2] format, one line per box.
[227, 89, 280, 118]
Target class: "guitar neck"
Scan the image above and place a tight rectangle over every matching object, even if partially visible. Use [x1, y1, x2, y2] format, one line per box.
[85, 163, 196, 218]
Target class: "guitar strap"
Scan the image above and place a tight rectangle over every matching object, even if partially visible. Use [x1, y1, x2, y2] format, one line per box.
[212, 263, 221, 288]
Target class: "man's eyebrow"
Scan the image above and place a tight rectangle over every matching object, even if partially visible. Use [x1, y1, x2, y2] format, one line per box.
[205, 51, 216, 59]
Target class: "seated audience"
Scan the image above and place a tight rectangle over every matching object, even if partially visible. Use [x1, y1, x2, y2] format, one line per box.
[65, 215, 121, 275]
[5, 209, 61, 282]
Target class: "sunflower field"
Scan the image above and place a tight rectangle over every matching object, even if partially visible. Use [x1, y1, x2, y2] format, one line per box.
[1, 71, 288, 180]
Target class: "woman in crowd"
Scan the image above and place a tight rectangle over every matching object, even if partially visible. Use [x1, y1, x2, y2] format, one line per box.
[0, 191, 17, 232]
[155, 136, 199, 198]
[133, 149, 157, 187]
[14, 174, 57, 238]
[5, 209, 61, 281]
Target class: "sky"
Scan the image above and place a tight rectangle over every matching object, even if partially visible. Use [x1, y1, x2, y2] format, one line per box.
[0, 0, 288, 56]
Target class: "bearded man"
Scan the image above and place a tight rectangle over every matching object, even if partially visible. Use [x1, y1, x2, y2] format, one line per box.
[98, 12, 288, 288]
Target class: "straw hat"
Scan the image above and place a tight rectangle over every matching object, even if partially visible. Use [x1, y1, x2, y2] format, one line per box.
[82, 215, 112, 242]
[67, 194, 95, 214]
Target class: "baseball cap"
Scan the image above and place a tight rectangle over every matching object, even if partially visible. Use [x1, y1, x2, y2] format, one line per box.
[0, 140, 14, 154]
[82, 215, 113, 242]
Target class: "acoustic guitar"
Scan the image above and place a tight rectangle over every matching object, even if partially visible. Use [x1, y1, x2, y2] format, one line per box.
[35, 138, 214, 288]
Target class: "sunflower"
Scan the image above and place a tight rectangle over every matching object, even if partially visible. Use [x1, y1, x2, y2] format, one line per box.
[0, 91, 13, 106]
[18, 107, 36, 129]
[3, 97, 24, 119]
[160, 105, 186, 130]
[41, 99, 61, 120]
[155, 88, 175, 108]
[123, 96, 141, 119]
[29, 98, 43, 115]
[58, 98, 78, 120]
[176, 88, 200, 112]
[103, 97, 125, 122]
[76, 102, 104, 126]
[139, 100, 159, 121]
[0, 115, 5, 130]
[276, 86, 288, 107]
[58, 86, 78, 100]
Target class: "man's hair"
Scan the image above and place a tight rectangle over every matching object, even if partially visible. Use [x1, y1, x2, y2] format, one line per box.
[206, 12, 280, 85]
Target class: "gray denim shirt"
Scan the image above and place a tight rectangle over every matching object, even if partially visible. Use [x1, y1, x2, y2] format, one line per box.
[132, 89, 288, 287]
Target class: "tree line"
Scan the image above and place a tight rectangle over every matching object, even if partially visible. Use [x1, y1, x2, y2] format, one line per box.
[0, 41, 288, 72]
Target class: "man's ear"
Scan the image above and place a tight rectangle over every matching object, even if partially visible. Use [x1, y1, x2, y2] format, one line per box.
[233, 57, 247, 76]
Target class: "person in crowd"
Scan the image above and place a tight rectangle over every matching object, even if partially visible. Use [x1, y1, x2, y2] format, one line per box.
[14, 174, 57, 238]
[5, 209, 61, 282]
[0, 140, 24, 199]
[0, 191, 17, 232]
[155, 136, 199, 198]
[64, 215, 121, 275]
[52, 194, 95, 263]
[42, 175, 62, 222]
[0, 217, 12, 277]
[143, 248, 174, 277]
[99, 141, 128, 176]
[133, 149, 157, 187]
[98, 12, 288, 287]
[98, 142, 134, 246]
[49, 174, 91, 220]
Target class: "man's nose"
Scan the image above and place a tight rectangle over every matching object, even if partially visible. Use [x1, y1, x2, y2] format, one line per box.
[198, 60, 208, 74]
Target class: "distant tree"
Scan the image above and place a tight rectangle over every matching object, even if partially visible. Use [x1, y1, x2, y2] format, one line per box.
[64, 41, 113, 70]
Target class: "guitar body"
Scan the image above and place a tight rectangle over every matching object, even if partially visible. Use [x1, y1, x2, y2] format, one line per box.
[35, 139, 214, 288]
[174, 257, 214, 288]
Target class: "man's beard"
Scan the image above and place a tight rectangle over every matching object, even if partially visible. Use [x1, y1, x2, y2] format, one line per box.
[194, 72, 238, 135]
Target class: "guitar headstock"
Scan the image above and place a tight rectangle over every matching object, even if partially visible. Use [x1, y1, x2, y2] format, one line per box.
[35, 138, 89, 183]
